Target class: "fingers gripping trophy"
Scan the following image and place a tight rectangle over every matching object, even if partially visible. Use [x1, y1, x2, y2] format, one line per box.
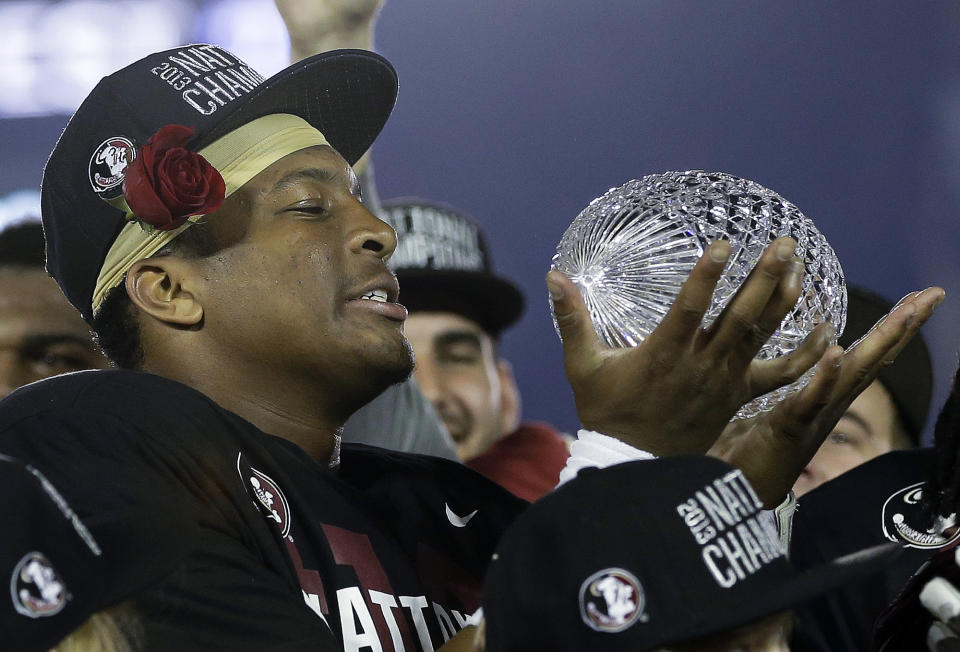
[552, 170, 848, 420]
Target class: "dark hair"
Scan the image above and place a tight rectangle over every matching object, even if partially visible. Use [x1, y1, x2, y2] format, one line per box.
[0, 221, 46, 268]
[90, 224, 221, 369]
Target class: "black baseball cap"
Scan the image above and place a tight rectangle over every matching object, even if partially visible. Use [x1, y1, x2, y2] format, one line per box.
[380, 198, 525, 336]
[840, 284, 934, 443]
[1, 454, 197, 651]
[793, 448, 953, 559]
[790, 449, 954, 650]
[41, 44, 398, 321]
[482, 456, 900, 651]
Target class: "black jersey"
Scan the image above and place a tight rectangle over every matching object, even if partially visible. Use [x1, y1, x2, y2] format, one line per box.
[0, 370, 525, 651]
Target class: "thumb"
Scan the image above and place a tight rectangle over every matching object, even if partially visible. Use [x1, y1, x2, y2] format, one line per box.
[547, 270, 603, 372]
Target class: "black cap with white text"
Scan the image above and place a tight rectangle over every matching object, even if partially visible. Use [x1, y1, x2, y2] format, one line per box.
[41, 44, 397, 321]
[482, 456, 900, 651]
[380, 198, 524, 337]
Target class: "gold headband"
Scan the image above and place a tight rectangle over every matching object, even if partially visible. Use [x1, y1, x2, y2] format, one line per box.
[92, 113, 330, 314]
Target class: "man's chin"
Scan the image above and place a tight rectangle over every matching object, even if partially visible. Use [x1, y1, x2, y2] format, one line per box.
[365, 338, 415, 391]
[379, 357, 414, 388]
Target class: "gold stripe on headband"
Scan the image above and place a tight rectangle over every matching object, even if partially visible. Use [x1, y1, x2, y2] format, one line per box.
[92, 114, 329, 314]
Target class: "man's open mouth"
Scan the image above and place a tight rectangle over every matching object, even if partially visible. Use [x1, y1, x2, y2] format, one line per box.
[359, 289, 389, 303]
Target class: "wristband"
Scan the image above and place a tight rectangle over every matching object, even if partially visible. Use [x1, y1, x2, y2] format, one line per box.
[557, 429, 657, 486]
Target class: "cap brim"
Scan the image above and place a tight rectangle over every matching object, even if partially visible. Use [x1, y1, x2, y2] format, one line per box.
[195, 49, 397, 165]
[679, 542, 903, 644]
[396, 268, 525, 335]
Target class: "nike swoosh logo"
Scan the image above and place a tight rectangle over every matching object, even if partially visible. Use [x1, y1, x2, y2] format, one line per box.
[445, 503, 478, 528]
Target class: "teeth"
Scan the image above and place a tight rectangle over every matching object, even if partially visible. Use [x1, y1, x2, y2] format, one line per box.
[361, 289, 388, 303]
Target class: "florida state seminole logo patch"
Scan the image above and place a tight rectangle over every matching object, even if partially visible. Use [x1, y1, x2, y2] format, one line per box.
[247, 467, 292, 539]
[10, 552, 68, 618]
[882, 482, 960, 550]
[579, 568, 647, 632]
[88, 136, 136, 193]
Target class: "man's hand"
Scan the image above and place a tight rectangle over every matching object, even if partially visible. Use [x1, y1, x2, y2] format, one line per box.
[549, 236, 829, 457]
[710, 286, 944, 507]
[274, 0, 384, 59]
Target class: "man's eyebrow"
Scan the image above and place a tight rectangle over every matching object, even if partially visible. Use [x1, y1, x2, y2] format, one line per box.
[269, 167, 361, 197]
[435, 331, 484, 349]
[269, 167, 341, 194]
[838, 409, 873, 435]
[21, 333, 97, 354]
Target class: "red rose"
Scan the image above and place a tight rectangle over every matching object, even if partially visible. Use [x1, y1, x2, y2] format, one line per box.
[121, 124, 225, 231]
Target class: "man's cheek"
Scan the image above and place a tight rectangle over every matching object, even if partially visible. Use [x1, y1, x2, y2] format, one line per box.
[834, 448, 872, 475]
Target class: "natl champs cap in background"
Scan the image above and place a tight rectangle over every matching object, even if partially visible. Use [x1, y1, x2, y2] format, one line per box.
[1, 454, 196, 651]
[789, 449, 958, 650]
[482, 456, 900, 651]
[380, 198, 525, 337]
[41, 44, 398, 322]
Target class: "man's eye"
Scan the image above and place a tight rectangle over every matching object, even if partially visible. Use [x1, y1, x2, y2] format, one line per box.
[440, 349, 481, 364]
[828, 431, 850, 445]
[31, 352, 85, 371]
[292, 205, 327, 216]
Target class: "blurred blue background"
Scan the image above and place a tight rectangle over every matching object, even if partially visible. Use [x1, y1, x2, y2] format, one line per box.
[1, 0, 957, 439]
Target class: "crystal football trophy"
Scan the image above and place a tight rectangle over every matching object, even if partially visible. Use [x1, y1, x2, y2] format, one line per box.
[551, 170, 846, 419]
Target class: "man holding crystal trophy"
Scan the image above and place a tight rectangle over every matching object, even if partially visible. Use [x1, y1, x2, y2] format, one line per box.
[548, 170, 937, 501]
[522, 169, 954, 650]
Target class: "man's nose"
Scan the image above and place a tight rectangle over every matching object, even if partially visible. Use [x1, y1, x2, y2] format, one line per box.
[347, 202, 398, 260]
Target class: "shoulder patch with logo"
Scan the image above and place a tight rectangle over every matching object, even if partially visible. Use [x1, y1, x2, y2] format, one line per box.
[882, 482, 960, 549]
[88, 136, 136, 194]
[10, 552, 68, 618]
[237, 453, 292, 539]
[579, 568, 646, 632]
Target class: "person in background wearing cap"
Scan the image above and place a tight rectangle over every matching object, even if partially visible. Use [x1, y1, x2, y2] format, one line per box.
[381, 198, 570, 501]
[274, 0, 459, 462]
[793, 284, 934, 497]
[787, 333, 952, 651]
[0, 220, 108, 399]
[0, 36, 943, 652]
[872, 360, 960, 651]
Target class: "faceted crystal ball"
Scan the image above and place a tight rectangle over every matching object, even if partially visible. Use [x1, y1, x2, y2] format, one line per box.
[552, 170, 847, 419]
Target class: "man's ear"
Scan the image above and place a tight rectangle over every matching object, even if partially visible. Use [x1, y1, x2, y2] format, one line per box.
[125, 257, 203, 326]
[497, 358, 522, 436]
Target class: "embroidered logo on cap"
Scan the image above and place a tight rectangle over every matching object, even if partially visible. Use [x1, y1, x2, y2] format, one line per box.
[10, 552, 68, 618]
[88, 136, 136, 193]
[882, 482, 960, 549]
[579, 568, 646, 632]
